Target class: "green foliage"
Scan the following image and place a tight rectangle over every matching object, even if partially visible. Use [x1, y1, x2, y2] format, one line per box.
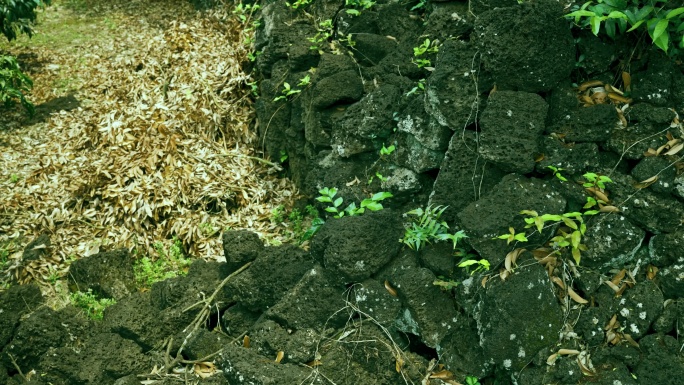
[286, 0, 313, 10]
[412, 38, 439, 68]
[133, 238, 191, 288]
[410, 0, 428, 12]
[565, 0, 684, 55]
[0, 55, 34, 114]
[466, 376, 482, 385]
[497, 210, 589, 265]
[581, 172, 613, 189]
[316, 187, 392, 218]
[405, 78, 426, 96]
[69, 289, 115, 320]
[308, 19, 333, 51]
[547, 165, 568, 182]
[401, 205, 467, 250]
[368, 172, 389, 185]
[9, 173, 20, 183]
[272, 204, 323, 244]
[279, 149, 288, 163]
[458, 258, 491, 275]
[380, 144, 395, 157]
[0, 0, 51, 41]
[273, 82, 301, 102]
[345, 0, 375, 16]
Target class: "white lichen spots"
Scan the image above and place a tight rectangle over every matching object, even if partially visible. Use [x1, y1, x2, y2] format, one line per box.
[354, 260, 365, 270]
[453, 317, 458, 323]
[620, 308, 630, 317]
[620, 298, 627, 305]
[613, 381, 623, 385]
[540, 335, 544, 340]
[527, 282, 534, 289]
[630, 324, 639, 334]
[503, 359, 512, 369]
[538, 293, 542, 300]
[510, 334, 516, 340]
[507, 110, 513, 117]
[355, 293, 367, 302]
[518, 347, 526, 358]
[637, 303, 643, 308]
[639, 312, 647, 320]
[663, 182, 669, 188]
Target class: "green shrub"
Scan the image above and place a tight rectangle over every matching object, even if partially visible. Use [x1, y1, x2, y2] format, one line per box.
[69, 289, 116, 320]
[0, 55, 34, 114]
[401, 205, 467, 250]
[133, 238, 191, 288]
[566, 0, 684, 56]
[0, 0, 50, 41]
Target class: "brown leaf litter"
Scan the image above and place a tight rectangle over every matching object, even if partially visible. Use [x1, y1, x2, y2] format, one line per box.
[0, 0, 297, 290]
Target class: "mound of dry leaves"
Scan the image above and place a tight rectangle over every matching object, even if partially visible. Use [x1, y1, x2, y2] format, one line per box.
[0, 0, 296, 286]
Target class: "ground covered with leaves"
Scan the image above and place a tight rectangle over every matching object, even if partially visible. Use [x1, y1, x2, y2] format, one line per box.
[0, 0, 296, 293]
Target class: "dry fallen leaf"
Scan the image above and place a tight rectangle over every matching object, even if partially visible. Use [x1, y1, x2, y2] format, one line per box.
[384, 280, 398, 297]
[275, 351, 284, 364]
[567, 287, 588, 304]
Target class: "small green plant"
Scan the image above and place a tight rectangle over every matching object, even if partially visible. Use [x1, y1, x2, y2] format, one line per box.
[133, 238, 191, 288]
[405, 78, 426, 96]
[581, 172, 613, 190]
[273, 82, 301, 102]
[233, 2, 261, 24]
[458, 258, 491, 275]
[368, 172, 389, 185]
[547, 165, 568, 182]
[69, 289, 116, 320]
[9, 174, 20, 183]
[286, 0, 313, 10]
[401, 205, 467, 250]
[316, 187, 392, 218]
[308, 19, 334, 51]
[199, 222, 218, 237]
[565, 0, 684, 55]
[410, 0, 428, 11]
[0, 55, 34, 114]
[412, 39, 439, 68]
[279, 149, 289, 163]
[380, 144, 395, 157]
[465, 376, 482, 385]
[497, 210, 589, 265]
[271, 205, 286, 224]
[297, 74, 311, 87]
[345, 0, 375, 16]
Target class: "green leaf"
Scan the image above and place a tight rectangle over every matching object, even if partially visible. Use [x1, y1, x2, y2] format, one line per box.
[371, 191, 393, 201]
[363, 201, 383, 211]
[652, 19, 669, 47]
[562, 217, 578, 230]
[514, 233, 528, 242]
[605, 18, 616, 38]
[606, 11, 627, 19]
[590, 16, 602, 35]
[654, 30, 669, 52]
[666, 8, 684, 19]
[627, 20, 644, 32]
[333, 197, 343, 208]
[325, 207, 338, 213]
[584, 210, 600, 216]
[572, 247, 581, 265]
[316, 196, 332, 203]
[571, 230, 582, 249]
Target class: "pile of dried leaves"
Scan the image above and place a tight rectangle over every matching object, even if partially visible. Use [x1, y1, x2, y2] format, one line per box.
[0, 0, 296, 287]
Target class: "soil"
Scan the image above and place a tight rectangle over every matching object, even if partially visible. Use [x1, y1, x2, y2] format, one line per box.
[2, 0, 684, 384]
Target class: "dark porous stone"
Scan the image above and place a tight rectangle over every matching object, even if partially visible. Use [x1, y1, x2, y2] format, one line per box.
[2, 306, 90, 373]
[631, 156, 676, 196]
[0, 284, 43, 348]
[633, 334, 684, 383]
[580, 214, 645, 271]
[429, 131, 506, 225]
[225, 244, 314, 311]
[311, 209, 403, 283]
[425, 40, 483, 131]
[473, 0, 574, 92]
[393, 267, 459, 348]
[217, 343, 324, 385]
[475, 258, 563, 372]
[264, 265, 347, 330]
[478, 91, 548, 174]
[222, 230, 263, 272]
[68, 248, 136, 300]
[249, 319, 319, 364]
